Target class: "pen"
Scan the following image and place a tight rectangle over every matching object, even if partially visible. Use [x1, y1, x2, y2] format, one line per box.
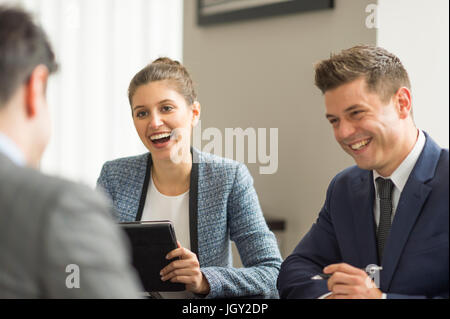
[311, 265, 382, 280]
[311, 273, 332, 280]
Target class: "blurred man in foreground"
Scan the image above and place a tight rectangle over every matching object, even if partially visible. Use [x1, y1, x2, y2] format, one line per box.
[0, 5, 142, 298]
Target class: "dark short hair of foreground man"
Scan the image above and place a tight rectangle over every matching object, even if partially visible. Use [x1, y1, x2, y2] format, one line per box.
[277, 45, 448, 299]
[0, 6, 142, 298]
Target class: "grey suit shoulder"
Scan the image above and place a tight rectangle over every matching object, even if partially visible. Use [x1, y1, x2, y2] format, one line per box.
[0, 154, 142, 298]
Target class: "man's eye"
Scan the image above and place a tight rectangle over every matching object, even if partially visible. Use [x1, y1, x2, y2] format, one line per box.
[329, 118, 338, 125]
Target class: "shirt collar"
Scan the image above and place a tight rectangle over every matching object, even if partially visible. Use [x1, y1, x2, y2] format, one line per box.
[373, 129, 426, 193]
[0, 132, 26, 166]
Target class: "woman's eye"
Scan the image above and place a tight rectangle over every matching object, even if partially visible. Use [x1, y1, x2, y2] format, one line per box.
[161, 105, 173, 112]
[136, 111, 148, 118]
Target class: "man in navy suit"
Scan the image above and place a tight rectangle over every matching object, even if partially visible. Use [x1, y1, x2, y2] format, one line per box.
[277, 45, 448, 299]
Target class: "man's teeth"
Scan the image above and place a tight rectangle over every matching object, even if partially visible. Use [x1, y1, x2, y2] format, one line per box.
[350, 139, 370, 150]
[150, 132, 171, 141]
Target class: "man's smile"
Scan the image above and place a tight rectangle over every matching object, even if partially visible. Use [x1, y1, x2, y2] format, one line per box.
[348, 138, 372, 151]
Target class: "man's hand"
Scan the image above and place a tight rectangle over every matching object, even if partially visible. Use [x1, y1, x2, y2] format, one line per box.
[323, 263, 382, 299]
[160, 241, 210, 295]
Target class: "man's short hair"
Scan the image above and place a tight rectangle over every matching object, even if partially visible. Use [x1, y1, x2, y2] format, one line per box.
[314, 45, 411, 103]
[0, 6, 58, 107]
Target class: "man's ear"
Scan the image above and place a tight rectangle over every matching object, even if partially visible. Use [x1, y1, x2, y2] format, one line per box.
[25, 65, 49, 118]
[394, 87, 412, 119]
[191, 101, 201, 127]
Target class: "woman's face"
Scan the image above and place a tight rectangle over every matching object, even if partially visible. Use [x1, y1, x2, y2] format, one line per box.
[131, 80, 200, 163]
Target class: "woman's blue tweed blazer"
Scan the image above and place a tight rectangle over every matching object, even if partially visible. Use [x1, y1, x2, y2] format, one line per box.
[97, 148, 282, 298]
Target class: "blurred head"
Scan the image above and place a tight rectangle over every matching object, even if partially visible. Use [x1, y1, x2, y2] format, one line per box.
[314, 45, 417, 176]
[128, 57, 200, 163]
[0, 6, 58, 167]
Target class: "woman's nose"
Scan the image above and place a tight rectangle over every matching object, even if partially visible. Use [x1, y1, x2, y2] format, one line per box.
[149, 113, 163, 128]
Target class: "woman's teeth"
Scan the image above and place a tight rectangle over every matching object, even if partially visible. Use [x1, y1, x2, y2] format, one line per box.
[150, 132, 172, 141]
[350, 139, 370, 150]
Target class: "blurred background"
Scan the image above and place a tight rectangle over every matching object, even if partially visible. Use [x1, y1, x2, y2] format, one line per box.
[1, 0, 448, 260]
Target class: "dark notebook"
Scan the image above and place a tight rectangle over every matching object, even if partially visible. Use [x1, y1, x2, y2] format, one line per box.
[120, 220, 184, 292]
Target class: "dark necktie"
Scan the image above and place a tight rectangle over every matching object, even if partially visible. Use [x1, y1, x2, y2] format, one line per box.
[376, 177, 394, 263]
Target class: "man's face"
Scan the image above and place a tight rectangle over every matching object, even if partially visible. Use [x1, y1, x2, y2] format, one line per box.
[324, 77, 407, 176]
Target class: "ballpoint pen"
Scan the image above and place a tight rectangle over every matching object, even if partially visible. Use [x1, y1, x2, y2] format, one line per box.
[311, 265, 382, 280]
[311, 273, 331, 280]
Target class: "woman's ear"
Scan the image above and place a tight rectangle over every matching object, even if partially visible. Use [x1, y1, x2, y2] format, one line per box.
[191, 101, 201, 127]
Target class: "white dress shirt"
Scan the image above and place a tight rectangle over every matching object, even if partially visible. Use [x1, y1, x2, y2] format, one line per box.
[372, 129, 426, 227]
[0, 132, 25, 166]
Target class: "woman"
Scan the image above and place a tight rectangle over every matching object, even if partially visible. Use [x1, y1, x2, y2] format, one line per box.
[97, 57, 282, 298]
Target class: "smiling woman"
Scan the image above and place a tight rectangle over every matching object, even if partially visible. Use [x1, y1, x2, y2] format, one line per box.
[128, 58, 199, 165]
[96, 57, 282, 299]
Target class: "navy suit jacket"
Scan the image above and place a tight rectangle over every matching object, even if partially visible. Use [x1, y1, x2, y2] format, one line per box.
[277, 133, 449, 299]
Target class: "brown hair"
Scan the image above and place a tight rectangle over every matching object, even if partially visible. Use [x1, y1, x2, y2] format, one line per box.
[128, 57, 197, 106]
[314, 45, 411, 103]
[0, 6, 58, 107]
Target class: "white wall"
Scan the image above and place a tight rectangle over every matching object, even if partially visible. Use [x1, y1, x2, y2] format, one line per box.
[183, 0, 377, 258]
[1, 0, 184, 187]
[377, 0, 449, 148]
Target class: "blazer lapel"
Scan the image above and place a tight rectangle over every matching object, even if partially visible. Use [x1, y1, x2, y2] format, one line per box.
[380, 133, 440, 291]
[189, 148, 199, 256]
[135, 153, 152, 221]
[350, 171, 379, 268]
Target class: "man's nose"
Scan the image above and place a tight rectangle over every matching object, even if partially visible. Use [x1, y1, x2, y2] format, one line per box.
[336, 119, 356, 141]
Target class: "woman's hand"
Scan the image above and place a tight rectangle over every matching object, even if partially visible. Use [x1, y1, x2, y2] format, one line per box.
[160, 241, 210, 295]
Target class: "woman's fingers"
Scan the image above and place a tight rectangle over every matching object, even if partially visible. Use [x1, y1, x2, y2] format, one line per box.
[160, 258, 199, 277]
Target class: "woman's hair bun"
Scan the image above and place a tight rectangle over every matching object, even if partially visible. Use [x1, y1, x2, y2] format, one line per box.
[152, 57, 181, 66]
[128, 56, 197, 106]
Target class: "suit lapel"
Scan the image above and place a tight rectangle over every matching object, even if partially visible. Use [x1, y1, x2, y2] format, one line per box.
[380, 133, 440, 291]
[350, 171, 379, 268]
[380, 180, 431, 291]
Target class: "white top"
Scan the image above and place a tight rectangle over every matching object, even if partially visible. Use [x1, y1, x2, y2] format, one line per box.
[141, 172, 191, 250]
[141, 172, 194, 299]
[372, 129, 426, 226]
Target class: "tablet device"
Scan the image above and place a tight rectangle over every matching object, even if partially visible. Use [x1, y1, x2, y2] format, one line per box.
[120, 220, 184, 292]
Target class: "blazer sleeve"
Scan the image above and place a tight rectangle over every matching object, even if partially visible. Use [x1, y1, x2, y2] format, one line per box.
[96, 161, 112, 199]
[277, 176, 342, 299]
[201, 163, 283, 299]
[39, 183, 143, 298]
[96, 161, 122, 219]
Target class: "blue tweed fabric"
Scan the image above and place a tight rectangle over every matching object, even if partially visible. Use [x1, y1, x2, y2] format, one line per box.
[97, 148, 282, 298]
